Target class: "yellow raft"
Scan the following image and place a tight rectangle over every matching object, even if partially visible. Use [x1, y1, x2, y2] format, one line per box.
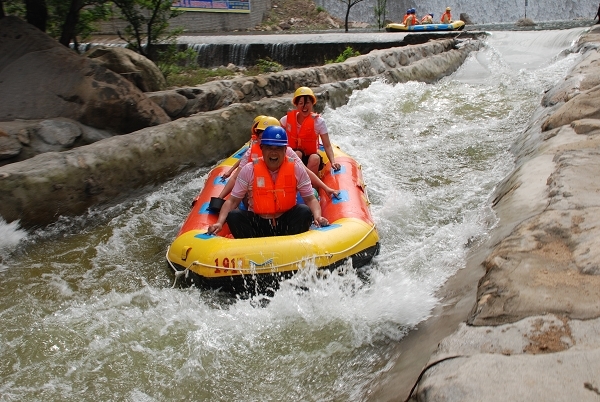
[385, 20, 465, 32]
[166, 143, 380, 293]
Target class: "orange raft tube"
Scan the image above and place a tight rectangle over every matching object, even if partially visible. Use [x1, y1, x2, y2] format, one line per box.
[166, 143, 380, 293]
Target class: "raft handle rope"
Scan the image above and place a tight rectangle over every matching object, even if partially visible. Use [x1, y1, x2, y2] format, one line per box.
[165, 247, 200, 288]
[167, 224, 378, 275]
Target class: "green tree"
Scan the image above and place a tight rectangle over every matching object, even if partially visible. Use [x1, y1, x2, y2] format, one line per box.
[111, 0, 182, 61]
[338, 0, 367, 32]
[374, 0, 387, 30]
[2, 0, 110, 48]
[52, 0, 111, 48]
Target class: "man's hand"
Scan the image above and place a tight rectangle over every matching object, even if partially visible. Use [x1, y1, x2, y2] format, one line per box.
[325, 187, 340, 199]
[314, 216, 329, 227]
[207, 222, 222, 235]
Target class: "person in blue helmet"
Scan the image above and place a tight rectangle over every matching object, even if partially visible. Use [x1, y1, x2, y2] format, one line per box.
[402, 8, 411, 24]
[404, 8, 419, 26]
[207, 126, 329, 238]
[421, 13, 434, 24]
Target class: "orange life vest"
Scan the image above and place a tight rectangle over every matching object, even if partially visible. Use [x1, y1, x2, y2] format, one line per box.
[252, 157, 297, 215]
[405, 15, 417, 26]
[249, 139, 261, 161]
[441, 11, 451, 23]
[421, 15, 433, 24]
[285, 110, 319, 155]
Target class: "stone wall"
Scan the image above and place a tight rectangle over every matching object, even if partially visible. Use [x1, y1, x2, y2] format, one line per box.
[401, 26, 600, 402]
[148, 37, 482, 119]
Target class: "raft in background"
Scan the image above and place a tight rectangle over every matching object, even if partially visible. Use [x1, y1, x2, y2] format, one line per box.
[385, 20, 465, 32]
[166, 143, 380, 294]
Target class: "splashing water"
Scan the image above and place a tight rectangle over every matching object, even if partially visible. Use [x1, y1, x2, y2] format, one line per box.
[0, 28, 587, 401]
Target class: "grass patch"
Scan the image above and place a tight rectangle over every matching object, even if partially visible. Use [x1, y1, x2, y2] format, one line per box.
[159, 57, 284, 88]
[165, 67, 236, 87]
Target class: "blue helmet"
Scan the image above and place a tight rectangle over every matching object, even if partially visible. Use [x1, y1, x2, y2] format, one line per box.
[260, 126, 288, 147]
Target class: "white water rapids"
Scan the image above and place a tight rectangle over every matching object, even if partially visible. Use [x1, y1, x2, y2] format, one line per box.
[0, 27, 588, 401]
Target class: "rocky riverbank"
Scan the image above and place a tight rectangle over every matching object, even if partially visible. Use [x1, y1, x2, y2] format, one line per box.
[369, 25, 600, 402]
[0, 18, 483, 227]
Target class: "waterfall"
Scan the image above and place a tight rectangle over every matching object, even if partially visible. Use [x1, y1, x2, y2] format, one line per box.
[191, 43, 251, 67]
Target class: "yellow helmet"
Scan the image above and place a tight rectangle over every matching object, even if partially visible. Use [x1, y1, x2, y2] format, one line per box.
[251, 115, 266, 135]
[446, 7, 451, 10]
[292, 86, 317, 105]
[255, 116, 281, 132]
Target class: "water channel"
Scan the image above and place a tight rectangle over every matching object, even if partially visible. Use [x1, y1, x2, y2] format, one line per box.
[0, 27, 589, 401]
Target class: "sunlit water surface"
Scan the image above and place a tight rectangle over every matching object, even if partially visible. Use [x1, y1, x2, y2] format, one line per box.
[0, 28, 587, 401]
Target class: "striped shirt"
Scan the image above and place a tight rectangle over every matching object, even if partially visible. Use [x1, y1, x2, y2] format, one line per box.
[232, 156, 313, 215]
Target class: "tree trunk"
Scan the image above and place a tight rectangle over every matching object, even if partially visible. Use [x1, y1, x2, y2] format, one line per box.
[0, 0, 6, 18]
[59, 0, 83, 47]
[345, 5, 350, 32]
[25, 0, 48, 31]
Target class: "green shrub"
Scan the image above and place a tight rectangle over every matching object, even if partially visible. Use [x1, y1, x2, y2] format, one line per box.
[325, 46, 361, 64]
[255, 57, 284, 73]
[316, 6, 326, 13]
[156, 46, 198, 78]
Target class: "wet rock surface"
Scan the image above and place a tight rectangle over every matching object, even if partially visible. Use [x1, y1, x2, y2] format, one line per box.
[403, 25, 600, 402]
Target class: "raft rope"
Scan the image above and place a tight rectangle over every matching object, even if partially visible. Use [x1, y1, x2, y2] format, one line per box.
[165, 247, 201, 288]
[166, 225, 378, 278]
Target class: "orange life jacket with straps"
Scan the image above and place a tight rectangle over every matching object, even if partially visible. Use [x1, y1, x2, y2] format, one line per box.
[441, 11, 451, 23]
[285, 111, 319, 155]
[252, 157, 297, 215]
[405, 15, 417, 26]
[249, 137, 261, 161]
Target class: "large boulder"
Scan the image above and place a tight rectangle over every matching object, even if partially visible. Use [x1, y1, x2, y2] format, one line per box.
[85, 46, 167, 92]
[0, 118, 113, 167]
[542, 84, 600, 131]
[0, 16, 170, 134]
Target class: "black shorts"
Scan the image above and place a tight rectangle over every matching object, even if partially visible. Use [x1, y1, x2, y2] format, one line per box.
[296, 149, 325, 171]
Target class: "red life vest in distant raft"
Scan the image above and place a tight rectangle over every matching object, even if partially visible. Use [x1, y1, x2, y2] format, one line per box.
[252, 158, 297, 215]
[405, 15, 417, 26]
[441, 12, 451, 23]
[286, 111, 319, 155]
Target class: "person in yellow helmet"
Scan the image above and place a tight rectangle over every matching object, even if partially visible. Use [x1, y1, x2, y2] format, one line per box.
[207, 125, 328, 238]
[220, 115, 272, 181]
[280, 87, 341, 176]
[440, 7, 452, 23]
[211, 115, 339, 209]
